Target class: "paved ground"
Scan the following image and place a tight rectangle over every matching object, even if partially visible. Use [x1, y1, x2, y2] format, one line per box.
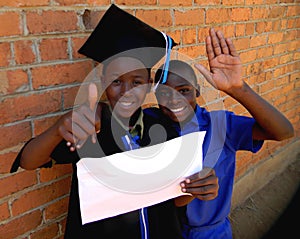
[230, 154, 300, 239]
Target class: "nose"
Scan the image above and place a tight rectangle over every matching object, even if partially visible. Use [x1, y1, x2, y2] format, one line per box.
[120, 82, 133, 96]
[168, 91, 182, 105]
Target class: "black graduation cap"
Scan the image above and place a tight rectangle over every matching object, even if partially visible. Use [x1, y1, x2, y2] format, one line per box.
[78, 4, 177, 69]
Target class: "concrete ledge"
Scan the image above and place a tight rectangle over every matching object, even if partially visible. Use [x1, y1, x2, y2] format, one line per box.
[231, 139, 300, 210]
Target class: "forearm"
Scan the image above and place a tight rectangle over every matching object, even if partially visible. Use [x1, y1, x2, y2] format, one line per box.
[227, 82, 294, 141]
[20, 124, 64, 170]
[174, 195, 194, 207]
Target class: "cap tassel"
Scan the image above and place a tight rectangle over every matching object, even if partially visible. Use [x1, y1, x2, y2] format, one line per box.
[153, 33, 173, 92]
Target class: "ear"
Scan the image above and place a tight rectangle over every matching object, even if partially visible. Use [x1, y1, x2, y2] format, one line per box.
[195, 83, 200, 97]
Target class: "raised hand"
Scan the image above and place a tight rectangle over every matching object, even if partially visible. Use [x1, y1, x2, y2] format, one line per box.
[195, 28, 243, 94]
[57, 83, 101, 151]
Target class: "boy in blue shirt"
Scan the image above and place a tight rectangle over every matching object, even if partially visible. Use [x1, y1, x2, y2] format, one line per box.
[146, 28, 294, 239]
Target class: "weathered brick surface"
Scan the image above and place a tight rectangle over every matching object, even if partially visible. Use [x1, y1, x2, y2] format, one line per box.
[0, 1, 299, 238]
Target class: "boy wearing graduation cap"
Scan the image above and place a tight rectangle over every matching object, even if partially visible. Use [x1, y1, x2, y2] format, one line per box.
[146, 28, 294, 239]
[10, 4, 184, 239]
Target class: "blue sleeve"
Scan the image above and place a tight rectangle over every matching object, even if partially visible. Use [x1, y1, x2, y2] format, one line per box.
[225, 111, 264, 153]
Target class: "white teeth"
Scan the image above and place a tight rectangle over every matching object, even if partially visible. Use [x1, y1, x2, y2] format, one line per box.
[170, 107, 185, 113]
[120, 102, 133, 106]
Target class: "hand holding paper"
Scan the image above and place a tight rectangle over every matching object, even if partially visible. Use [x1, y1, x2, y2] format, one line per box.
[77, 131, 206, 225]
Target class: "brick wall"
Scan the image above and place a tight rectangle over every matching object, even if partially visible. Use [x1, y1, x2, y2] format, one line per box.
[0, 1, 299, 238]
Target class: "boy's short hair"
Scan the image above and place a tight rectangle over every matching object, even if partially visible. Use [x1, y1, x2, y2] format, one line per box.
[155, 60, 198, 87]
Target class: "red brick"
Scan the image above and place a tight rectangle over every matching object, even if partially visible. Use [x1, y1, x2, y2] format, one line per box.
[240, 49, 257, 63]
[263, 57, 279, 69]
[268, 6, 286, 19]
[179, 45, 206, 59]
[0, 122, 31, 150]
[245, 22, 255, 35]
[40, 38, 69, 61]
[251, 7, 269, 20]
[174, 9, 204, 26]
[0, 0, 49, 7]
[234, 38, 250, 51]
[268, 32, 284, 44]
[30, 222, 60, 239]
[33, 115, 61, 136]
[250, 35, 267, 48]
[257, 46, 273, 59]
[0, 42, 12, 67]
[55, 0, 88, 5]
[115, 0, 156, 5]
[26, 10, 78, 34]
[223, 0, 244, 5]
[159, 0, 192, 6]
[235, 24, 245, 37]
[245, 0, 264, 4]
[11, 177, 71, 216]
[82, 10, 105, 30]
[194, 0, 220, 5]
[62, 85, 83, 109]
[259, 80, 275, 94]
[136, 9, 172, 28]
[31, 61, 93, 89]
[197, 27, 210, 43]
[14, 40, 36, 65]
[0, 201, 10, 221]
[0, 151, 18, 174]
[0, 12, 22, 37]
[232, 8, 251, 22]
[256, 21, 273, 34]
[0, 210, 42, 239]
[206, 8, 230, 24]
[72, 37, 88, 59]
[182, 28, 197, 45]
[0, 170, 37, 198]
[287, 6, 300, 17]
[39, 164, 72, 182]
[0, 91, 61, 125]
[273, 43, 288, 55]
[283, 29, 297, 42]
[86, 0, 110, 5]
[44, 196, 69, 220]
[0, 69, 29, 95]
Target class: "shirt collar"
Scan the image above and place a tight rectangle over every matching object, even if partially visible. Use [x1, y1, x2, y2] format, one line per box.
[110, 106, 144, 138]
[173, 105, 206, 135]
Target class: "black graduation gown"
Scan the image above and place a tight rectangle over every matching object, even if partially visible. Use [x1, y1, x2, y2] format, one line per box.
[11, 106, 183, 239]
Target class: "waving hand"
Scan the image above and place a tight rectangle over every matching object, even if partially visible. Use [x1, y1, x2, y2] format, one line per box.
[195, 28, 243, 94]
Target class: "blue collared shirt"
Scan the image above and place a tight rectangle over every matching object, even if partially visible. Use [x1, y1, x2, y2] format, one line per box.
[144, 105, 264, 239]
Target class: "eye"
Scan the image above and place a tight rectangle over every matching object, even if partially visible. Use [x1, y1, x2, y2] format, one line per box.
[111, 79, 121, 85]
[178, 88, 192, 95]
[133, 80, 143, 86]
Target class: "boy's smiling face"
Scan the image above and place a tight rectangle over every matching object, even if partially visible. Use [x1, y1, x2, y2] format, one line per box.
[155, 71, 199, 123]
[103, 57, 152, 120]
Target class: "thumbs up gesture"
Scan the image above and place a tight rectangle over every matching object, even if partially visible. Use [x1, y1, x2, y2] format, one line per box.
[56, 83, 101, 151]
